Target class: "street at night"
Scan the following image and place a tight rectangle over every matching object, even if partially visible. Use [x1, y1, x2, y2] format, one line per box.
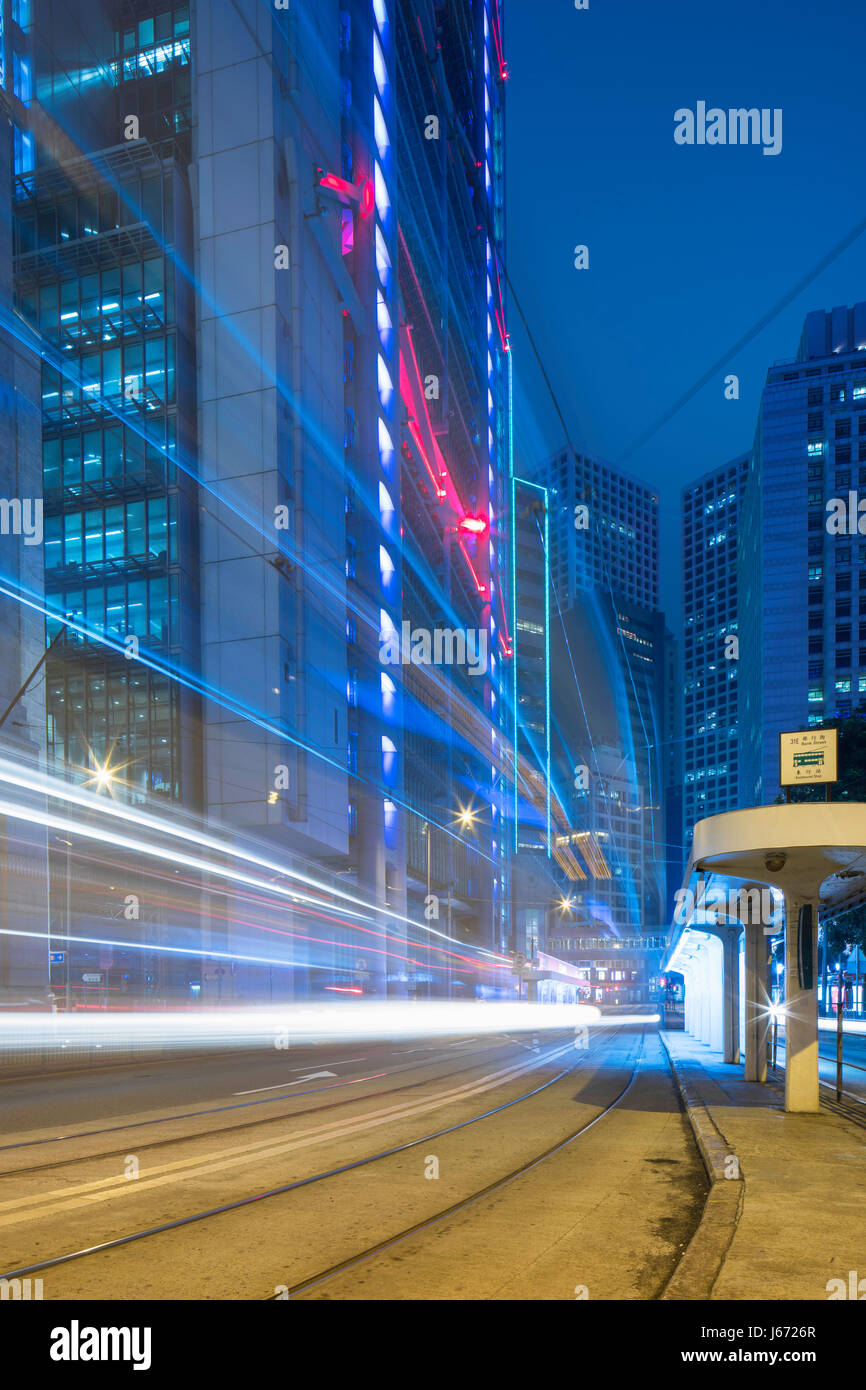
[1, 1024, 711, 1300]
[0, 0, 865, 1365]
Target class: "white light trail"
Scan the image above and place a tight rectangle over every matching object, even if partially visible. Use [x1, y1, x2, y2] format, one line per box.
[0, 754, 509, 964]
[0, 1002, 606, 1053]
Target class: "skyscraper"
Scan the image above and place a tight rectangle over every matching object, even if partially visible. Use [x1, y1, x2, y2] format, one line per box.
[740, 304, 866, 806]
[682, 454, 748, 846]
[534, 445, 665, 931]
[13, 4, 201, 808]
[0, 81, 48, 1000]
[5, 0, 511, 999]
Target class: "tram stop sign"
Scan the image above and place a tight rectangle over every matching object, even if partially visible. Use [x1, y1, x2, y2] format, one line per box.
[779, 728, 838, 787]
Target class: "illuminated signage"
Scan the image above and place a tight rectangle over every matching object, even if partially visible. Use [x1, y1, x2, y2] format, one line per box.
[779, 729, 838, 786]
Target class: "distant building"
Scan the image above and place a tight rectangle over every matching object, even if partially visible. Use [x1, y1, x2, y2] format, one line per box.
[681, 455, 748, 846]
[534, 445, 666, 932]
[508, 473, 578, 959]
[543, 926, 666, 1007]
[542, 447, 658, 610]
[740, 304, 866, 805]
[662, 627, 683, 913]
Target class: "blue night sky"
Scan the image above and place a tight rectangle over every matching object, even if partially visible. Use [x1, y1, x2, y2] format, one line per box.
[505, 0, 866, 622]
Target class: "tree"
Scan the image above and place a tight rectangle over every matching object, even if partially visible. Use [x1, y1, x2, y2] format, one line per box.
[778, 702, 866, 804]
[823, 902, 866, 956]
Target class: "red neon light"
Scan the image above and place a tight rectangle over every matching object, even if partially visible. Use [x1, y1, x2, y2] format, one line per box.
[324, 985, 364, 995]
[491, 2, 508, 80]
[497, 583, 512, 649]
[458, 538, 488, 598]
[319, 171, 354, 198]
[399, 228, 479, 464]
[407, 415, 446, 496]
[317, 170, 373, 216]
[401, 297, 494, 603]
[459, 515, 488, 536]
[491, 255, 508, 352]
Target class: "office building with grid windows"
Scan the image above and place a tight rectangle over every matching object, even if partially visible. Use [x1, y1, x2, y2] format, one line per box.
[4, 0, 511, 1000]
[681, 455, 748, 848]
[534, 446, 666, 933]
[740, 303, 866, 806]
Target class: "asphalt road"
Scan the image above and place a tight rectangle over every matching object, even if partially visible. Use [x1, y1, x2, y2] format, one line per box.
[0, 1022, 708, 1300]
[774, 1020, 866, 1102]
[818, 1020, 866, 1069]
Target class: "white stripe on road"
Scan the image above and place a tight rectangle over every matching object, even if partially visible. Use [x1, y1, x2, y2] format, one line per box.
[0, 1043, 576, 1229]
[233, 1060, 368, 1095]
[290, 1058, 366, 1071]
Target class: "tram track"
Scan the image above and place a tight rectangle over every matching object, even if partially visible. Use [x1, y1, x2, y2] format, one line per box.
[271, 1029, 648, 1300]
[0, 1026, 626, 1288]
[0, 1033, 567, 1177]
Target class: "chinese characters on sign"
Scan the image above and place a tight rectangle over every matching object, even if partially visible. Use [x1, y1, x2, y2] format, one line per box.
[779, 729, 838, 786]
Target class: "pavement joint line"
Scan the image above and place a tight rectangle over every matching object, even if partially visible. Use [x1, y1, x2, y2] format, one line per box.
[658, 1030, 744, 1302]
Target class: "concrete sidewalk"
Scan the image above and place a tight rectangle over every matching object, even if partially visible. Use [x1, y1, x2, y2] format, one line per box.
[663, 1030, 866, 1301]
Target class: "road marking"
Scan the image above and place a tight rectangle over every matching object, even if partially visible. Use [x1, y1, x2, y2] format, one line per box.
[233, 1071, 338, 1096]
[234, 1059, 369, 1095]
[0, 1043, 576, 1228]
[290, 1058, 366, 1070]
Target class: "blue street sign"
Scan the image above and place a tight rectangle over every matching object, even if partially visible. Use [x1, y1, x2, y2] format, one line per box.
[49, 951, 65, 964]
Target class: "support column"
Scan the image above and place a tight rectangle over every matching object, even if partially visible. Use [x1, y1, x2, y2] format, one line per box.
[696, 952, 708, 1042]
[694, 946, 708, 1043]
[743, 923, 768, 1083]
[722, 926, 741, 1064]
[708, 935, 724, 1052]
[783, 893, 820, 1113]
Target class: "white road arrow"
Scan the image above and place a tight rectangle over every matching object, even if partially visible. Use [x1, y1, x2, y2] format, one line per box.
[233, 1071, 338, 1096]
[290, 1059, 365, 1070]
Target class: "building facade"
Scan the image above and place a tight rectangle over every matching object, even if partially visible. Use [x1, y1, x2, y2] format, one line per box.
[740, 304, 866, 806]
[0, 82, 48, 1001]
[543, 927, 666, 1007]
[682, 454, 748, 846]
[534, 444, 666, 934]
[4, 0, 514, 1001]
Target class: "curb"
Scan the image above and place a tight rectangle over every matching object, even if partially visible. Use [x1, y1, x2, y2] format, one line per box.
[658, 1030, 743, 1301]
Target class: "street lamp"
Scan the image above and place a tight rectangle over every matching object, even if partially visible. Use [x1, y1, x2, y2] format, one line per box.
[53, 836, 73, 1012]
[421, 819, 432, 1000]
[88, 760, 117, 793]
